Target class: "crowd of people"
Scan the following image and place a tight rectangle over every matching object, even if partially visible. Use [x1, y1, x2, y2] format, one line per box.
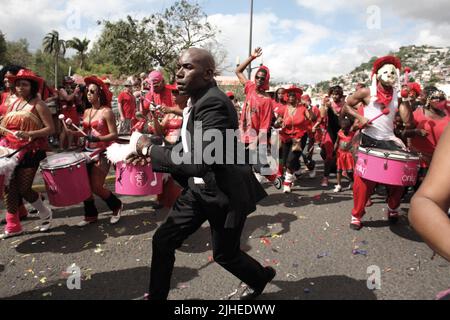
[0, 45, 449, 299]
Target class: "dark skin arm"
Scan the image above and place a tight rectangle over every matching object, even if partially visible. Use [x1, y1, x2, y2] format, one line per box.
[343, 88, 371, 127]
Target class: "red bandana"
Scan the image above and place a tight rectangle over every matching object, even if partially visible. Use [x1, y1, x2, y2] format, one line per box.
[376, 83, 394, 108]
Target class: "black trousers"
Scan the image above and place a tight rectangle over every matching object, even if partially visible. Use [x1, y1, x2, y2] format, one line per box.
[149, 188, 268, 300]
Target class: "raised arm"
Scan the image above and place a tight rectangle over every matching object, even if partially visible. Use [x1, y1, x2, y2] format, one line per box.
[235, 47, 262, 86]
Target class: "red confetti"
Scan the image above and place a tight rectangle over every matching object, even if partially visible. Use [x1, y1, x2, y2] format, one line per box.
[260, 237, 271, 246]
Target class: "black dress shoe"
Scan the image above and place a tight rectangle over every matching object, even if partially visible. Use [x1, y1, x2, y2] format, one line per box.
[240, 266, 276, 300]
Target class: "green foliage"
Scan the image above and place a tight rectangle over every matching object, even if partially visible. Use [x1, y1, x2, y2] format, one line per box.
[66, 37, 90, 70]
[0, 31, 7, 65]
[90, 0, 217, 80]
[4, 38, 33, 67]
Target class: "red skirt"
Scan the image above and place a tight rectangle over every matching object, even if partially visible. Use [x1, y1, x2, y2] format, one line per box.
[336, 150, 354, 171]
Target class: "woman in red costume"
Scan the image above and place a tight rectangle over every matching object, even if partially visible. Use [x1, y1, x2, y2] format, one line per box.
[0, 69, 55, 239]
[71, 76, 123, 227]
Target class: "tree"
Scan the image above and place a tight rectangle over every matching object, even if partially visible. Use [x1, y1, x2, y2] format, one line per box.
[146, 0, 218, 79]
[91, 16, 155, 75]
[91, 0, 218, 79]
[4, 38, 33, 67]
[0, 31, 7, 65]
[66, 37, 90, 70]
[43, 30, 66, 88]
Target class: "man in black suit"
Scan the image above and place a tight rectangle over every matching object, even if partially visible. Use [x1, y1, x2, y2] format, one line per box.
[131, 48, 276, 300]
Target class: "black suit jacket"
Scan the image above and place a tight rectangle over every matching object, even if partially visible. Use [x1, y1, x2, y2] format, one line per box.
[149, 85, 267, 228]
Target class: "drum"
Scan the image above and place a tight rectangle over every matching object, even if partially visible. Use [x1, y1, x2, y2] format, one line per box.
[116, 135, 132, 144]
[355, 147, 420, 186]
[115, 161, 163, 196]
[40, 152, 92, 207]
[0, 147, 14, 197]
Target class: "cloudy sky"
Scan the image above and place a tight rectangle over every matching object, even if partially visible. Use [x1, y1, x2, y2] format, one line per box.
[1, 0, 450, 84]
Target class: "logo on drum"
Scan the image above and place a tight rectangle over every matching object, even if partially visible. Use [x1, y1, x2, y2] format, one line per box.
[133, 171, 148, 188]
[356, 162, 367, 176]
[401, 174, 417, 184]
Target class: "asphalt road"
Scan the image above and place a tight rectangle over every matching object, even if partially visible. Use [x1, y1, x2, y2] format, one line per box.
[1, 154, 449, 300]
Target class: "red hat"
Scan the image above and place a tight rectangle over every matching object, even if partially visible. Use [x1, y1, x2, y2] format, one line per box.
[226, 91, 235, 98]
[407, 82, 422, 96]
[301, 94, 311, 103]
[84, 76, 112, 106]
[284, 85, 303, 101]
[404, 67, 412, 74]
[7, 69, 44, 90]
[371, 56, 402, 77]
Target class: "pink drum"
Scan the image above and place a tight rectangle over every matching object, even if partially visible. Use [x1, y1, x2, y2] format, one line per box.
[40, 153, 92, 207]
[355, 147, 420, 186]
[115, 162, 163, 196]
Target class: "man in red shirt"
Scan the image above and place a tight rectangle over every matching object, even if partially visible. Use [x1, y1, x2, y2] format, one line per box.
[118, 79, 137, 134]
[141, 71, 174, 116]
[236, 47, 280, 188]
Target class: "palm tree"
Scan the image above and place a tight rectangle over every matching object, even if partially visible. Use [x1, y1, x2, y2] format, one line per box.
[66, 37, 90, 70]
[43, 30, 66, 87]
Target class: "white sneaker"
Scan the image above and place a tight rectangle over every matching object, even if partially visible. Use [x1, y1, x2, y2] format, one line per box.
[254, 173, 265, 183]
[77, 219, 96, 227]
[110, 204, 123, 225]
[333, 185, 342, 193]
[283, 184, 292, 193]
[309, 170, 316, 178]
[0, 230, 23, 240]
[39, 210, 52, 232]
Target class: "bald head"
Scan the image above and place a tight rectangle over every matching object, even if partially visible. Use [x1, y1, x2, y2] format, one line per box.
[176, 47, 216, 97]
[184, 48, 216, 73]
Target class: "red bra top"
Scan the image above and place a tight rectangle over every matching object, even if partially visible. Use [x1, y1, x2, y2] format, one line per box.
[82, 108, 111, 149]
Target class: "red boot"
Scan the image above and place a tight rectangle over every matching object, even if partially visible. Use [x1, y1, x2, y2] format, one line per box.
[1, 212, 23, 239]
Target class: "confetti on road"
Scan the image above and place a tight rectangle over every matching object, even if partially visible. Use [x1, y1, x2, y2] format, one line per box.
[42, 292, 52, 297]
[352, 249, 368, 256]
[40, 277, 47, 284]
[177, 283, 190, 290]
[260, 237, 271, 246]
[226, 289, 238, 299]
[317, 252, 329, 259]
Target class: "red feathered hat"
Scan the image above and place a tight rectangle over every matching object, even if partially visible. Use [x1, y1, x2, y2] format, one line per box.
[84, 76, 113, 106]
[7, 69, 44, 91]
[372, 56, 402, 77]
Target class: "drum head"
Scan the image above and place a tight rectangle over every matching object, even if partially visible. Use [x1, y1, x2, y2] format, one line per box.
[117, 135, 132, 142]
[358, 147, 419, 160]
[0, 147, 11, 158]
[40, 152, 86, 169]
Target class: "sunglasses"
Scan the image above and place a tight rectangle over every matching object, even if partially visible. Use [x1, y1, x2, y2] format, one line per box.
[88, 89, 97, 94]
[255, 76, 266, 80]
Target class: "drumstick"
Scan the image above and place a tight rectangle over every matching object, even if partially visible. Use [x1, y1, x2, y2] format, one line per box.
[359, 108, 391, 129]
[58, 114, 69, 130]
[368, 108, 390, 124]
[65, 118, 87, 137]
[0, 124, 17, 136]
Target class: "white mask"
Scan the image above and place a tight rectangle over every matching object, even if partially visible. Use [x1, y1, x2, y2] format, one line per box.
[377, 64, 397, 86]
